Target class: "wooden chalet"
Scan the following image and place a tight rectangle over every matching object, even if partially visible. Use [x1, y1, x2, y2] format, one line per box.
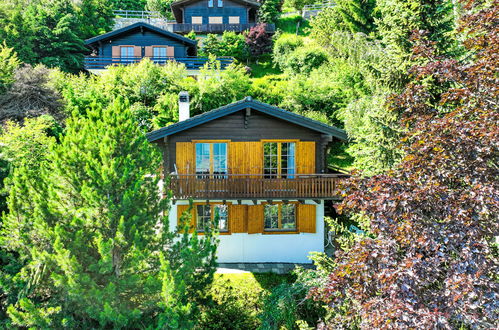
[147, 95, 348, 263]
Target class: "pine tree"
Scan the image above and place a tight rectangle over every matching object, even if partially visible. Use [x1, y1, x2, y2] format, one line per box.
[1, 99, 218, 327]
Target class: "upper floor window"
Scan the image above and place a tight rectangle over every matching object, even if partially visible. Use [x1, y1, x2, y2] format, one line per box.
[218, 0, 223, 7]
[208, 0, 213, 7]
[196, 204, 228, 232]
[120, 46, 134, 58]
[264, 204, 296, 231]
[263, 142, 295, 178]
[195, 142, 227, 177]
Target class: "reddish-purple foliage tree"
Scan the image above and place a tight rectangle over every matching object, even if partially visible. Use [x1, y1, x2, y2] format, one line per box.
[244, 23, 273, 57]
[310, 1, 499, 328]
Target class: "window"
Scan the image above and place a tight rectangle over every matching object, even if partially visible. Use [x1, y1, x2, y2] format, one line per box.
[192, 16, 203, 24]
[218, 0, 223, 7]
[196, 204, 228, 231]
[208, 0, 213, 7]
[228, 16, 240, 24]
[209, 16, 223, 24]
[153, 47, 167, 58]
[264, 204, 296, 231]
[195, 142, 228, 177]
[263, 142, 295, 178]
[120, 46, 134, 58]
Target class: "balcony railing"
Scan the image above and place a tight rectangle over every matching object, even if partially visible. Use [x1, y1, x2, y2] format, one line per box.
[171, 23, 276, 33]
[83, 56, 234, 70]
[168, 174, 348, 200]
[113, 10, 163, 19]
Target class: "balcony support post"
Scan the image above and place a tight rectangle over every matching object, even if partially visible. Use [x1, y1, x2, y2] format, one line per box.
[252, 200, 258, 205]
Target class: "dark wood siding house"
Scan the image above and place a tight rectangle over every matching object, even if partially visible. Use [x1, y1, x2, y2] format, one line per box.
[147, 96, 348, 263]
[84, 22, 232, 71]
[171, 0, 274, 33]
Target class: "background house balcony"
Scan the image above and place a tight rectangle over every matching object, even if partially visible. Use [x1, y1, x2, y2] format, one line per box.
[170, 23, 276, 34]
[83, 56, 233, 70]
[168, 174, 349, 200]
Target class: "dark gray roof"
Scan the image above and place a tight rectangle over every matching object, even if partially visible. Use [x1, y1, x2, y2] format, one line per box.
[146, 97, 348, 142]
[85, 22, 197, 46]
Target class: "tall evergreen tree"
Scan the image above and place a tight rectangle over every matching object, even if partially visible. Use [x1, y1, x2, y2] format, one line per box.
[1, 99, 218, 328]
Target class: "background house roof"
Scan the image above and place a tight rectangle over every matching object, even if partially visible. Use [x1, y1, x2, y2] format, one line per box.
[171, 0, 260, 22]
[146, 97, 348, 142]
[84, 22, 197, 46]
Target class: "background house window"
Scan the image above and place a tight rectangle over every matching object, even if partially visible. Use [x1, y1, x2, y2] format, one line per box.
[263, 142, 295, 178]
[209, 16, 223, 24]
[228, 16, 240, 24]
[208, 0, 213, 7]
[264, 204, 296, 230]
[195, 142, 227, 177]
[153, 47, 166, 58]
[218, 0, 223, 7]
[196, 204, 228, 231]
[192, 16, 203, 24]
[120, 46, 134, 61]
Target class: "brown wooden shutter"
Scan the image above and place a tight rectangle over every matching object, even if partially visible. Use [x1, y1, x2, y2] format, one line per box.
[177, 204, 196, 233]
[298, 204, 316, 233]
[134, 46, 142, 58]
[176, 142, 194, 174]
[229, 204, 247, 233]
[247, 204, 263, 234]
[145, 46, 153, 57]
[229, 142, 262, 175]
[297, 141, 315, 174]
[112, 46, 120, 57]
[167, 46, 175, 57]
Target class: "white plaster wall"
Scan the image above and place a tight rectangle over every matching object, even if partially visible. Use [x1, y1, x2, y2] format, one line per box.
[169, 200, 324, 263]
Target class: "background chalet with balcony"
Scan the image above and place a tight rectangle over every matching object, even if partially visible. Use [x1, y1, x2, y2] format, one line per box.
[171, 0, 274, 33]
[147, 95, 348, 263]
[84, 22, 232, 72]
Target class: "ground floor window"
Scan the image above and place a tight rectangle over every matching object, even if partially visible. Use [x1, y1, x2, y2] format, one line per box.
[264, 204, 296, 231]
[196, 204, 228, 232]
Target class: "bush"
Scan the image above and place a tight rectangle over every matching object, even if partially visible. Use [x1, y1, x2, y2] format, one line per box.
[201, 32, 248, 61]
[259, 0, 281, 24]
[272, 34, 304, 70]
[245, 24, 273, 58]
[284, 46, 329, 75]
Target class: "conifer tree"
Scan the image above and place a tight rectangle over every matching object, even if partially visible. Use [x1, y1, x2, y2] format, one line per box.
[1, 99, 218, 328]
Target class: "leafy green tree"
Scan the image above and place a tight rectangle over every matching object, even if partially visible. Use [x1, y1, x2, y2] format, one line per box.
[111, 0, 147, 10]
[0, 0, 87, 72]
[309, 0, 378, 45]
[201, 32, 248, 61]
[1, 98, 218, 327]
[146, 0, 175, 19]
[0, 43, 20, 95]
[75, 0, 115, 39]
[259, 0, 282, 24]
[286, 0, 315, 14]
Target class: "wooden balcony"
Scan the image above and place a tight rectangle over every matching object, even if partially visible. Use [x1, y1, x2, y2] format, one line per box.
[83, 56, 233, 70]
[168, 174, 348, 200]
[171, 23, 276, 34]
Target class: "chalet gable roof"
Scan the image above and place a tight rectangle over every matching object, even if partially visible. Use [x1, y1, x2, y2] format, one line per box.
[146, 97, 348, 142]
[84, 22, 197, 46]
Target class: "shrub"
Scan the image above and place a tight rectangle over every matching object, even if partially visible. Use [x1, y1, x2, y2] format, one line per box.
[245, 24, 273, 58]
[259, 0, 281, 24]
[272, 34, 304, 70]
[284, 46, 329, 75]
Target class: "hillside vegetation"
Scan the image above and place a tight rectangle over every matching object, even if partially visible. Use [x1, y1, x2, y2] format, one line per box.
[0, 0, 497, 328]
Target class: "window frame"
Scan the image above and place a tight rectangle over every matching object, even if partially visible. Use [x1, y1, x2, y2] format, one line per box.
[228, 16, 240, 24]
[193, 140, 229, 178]
[262, 140, 298, 179]
[120, 45, 135, 58]
[192, 16, 203, 24]
[208, 16, 223, 24]
[195, 203, 230, 233]
[263, 202, 298, 232]
[152, 46, 167, 58]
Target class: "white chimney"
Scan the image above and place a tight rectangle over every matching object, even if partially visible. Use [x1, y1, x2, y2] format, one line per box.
[178, 91, 190, 121]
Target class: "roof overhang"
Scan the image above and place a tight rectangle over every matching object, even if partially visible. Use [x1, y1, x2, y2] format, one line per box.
[85, 22, 197, 47]
[147, 97, 348, 142]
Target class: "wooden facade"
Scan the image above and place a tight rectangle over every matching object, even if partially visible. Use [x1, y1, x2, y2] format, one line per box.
[177, 202, 317, 234]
